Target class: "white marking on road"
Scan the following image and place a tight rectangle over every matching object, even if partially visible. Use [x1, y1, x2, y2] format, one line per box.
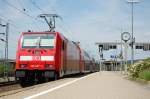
[24, 74, 90, 99]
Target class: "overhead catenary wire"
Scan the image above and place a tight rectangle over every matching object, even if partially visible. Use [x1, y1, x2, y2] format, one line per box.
[0, 0, 42, 60]
[0, 16, 22, 34]
[17, 0, 26, 11]
[3, 0, 35, 20]
[29, 0, 75, 40]
[59, 20, 77, 40]
[0, 15, 18, 29]
[38, 0, 77, 41]
[30, 0, 45, 13]
[0, 16, 22, 50]
[46, 0, 58, 13]
[30, 1, 63, 33]
[29, 0, 66, 32]
[3, 0, 77, 41]
[45, 0, 78, 41]
[2, 0, 44, 29]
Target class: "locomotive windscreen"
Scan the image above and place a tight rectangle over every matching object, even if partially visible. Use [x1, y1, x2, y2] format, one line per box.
[22, 33, 55, 48]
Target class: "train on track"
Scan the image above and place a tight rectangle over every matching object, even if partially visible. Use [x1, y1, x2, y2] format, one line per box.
[15, 14, 99, 86]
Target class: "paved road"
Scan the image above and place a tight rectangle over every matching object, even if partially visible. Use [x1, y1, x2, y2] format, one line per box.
[1, 71, 150, 99]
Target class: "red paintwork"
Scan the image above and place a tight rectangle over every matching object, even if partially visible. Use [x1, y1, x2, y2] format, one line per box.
[16, 31, 99, 80]
[16, 32, 56, 71]
[16, 32, 84, 77]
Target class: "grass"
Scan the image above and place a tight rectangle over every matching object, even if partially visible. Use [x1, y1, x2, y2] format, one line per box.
[139, 71, 150, 81]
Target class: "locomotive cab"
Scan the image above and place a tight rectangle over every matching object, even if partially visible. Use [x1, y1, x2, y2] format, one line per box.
[16, 32, 60, 84]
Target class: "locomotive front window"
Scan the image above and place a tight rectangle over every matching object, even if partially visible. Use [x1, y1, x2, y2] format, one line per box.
[22, 34, 55, 48]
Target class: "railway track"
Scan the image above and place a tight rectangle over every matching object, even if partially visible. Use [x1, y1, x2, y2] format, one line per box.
[0, 81, 17, 87]
[0, 73, 90, 97]
[0, 82, 21, 97]
[0, 79, 59, 97]
[0, 81, 36, 97]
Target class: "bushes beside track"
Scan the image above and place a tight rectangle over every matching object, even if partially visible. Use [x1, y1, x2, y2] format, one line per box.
[128, 58, 150, 81]
[0, 64, 4, 74]
[0, 63, 15, 77]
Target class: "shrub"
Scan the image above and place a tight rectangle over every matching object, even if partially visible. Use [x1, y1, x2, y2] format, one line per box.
[0, 64, 4, 74]
[0, 63, 15, 74]
[139, 71, 150, 81]
[128, 58, 150, 79]
[128, 61, 143, 78]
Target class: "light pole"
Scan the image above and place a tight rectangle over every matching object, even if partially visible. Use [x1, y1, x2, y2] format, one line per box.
[127, 0, 140, 65]
[0, 23, 9, 78]
[98, 45, 103, 71]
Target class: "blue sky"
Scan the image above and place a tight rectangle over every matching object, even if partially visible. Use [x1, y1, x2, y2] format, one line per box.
[0, 0, 149, 60]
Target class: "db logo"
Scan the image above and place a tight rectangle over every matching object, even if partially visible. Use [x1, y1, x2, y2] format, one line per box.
[33, 56, 41, 61]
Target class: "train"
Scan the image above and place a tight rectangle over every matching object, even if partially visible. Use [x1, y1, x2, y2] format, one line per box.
[15, 31, 99, 86]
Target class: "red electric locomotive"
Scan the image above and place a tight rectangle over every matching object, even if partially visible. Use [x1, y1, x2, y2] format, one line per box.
[15, 14, 99, 85]
[16, 32, 82, 85]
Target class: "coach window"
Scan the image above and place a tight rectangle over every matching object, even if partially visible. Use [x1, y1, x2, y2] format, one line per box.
[62, 41, 65, 50]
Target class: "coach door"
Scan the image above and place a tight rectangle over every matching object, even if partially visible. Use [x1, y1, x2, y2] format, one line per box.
[62, 40, 67, 75]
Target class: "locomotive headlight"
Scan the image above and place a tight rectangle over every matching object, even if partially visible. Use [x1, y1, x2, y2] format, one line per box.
[45, 64, 54, 69]
[20, 64, 27, 68]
